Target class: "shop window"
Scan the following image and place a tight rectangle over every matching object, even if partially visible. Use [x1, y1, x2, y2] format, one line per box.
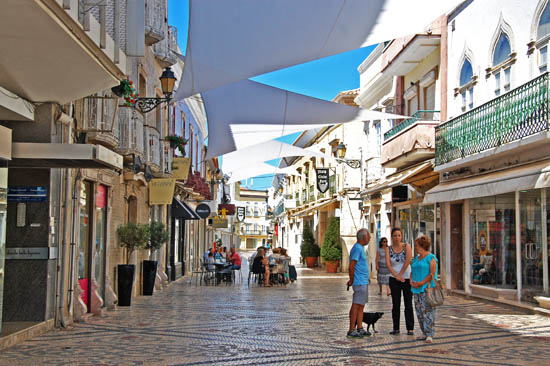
[470, 193, 516, 289]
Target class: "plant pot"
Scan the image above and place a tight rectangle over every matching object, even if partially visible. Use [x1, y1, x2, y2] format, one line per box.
[325, 260, 339, 273]
[142, 260, 158, 296]
[305, 257, 316, 268]
[117, 264, 135, 306]
[169, 141, 177, 148]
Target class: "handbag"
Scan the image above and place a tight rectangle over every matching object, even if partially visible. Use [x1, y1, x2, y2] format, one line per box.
[426, 278, 445, 307]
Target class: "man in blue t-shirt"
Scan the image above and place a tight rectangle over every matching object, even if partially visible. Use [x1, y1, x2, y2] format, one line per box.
[347, 228, 371, 338]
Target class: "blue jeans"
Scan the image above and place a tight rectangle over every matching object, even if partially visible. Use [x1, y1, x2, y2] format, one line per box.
[232, 265, 241, 270]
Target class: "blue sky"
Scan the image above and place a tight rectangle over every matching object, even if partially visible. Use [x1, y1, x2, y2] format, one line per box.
[168, 1, 374, 190]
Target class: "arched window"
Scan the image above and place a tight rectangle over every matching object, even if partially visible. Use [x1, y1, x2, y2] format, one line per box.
[493, 33, 511, 66]
[492, 33, 512, 96]
[459, 58, 474, 111]
[537, 3, 550, 72]
[459, 59, 473, 86]
[538, 3, 550, 40]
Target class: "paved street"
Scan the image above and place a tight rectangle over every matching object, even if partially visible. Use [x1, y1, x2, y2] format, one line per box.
[1, 269, 550, 366]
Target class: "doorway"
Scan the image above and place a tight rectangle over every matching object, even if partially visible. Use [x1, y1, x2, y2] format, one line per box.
[78, 181, 93, 311]
[450, 203, 464, 290]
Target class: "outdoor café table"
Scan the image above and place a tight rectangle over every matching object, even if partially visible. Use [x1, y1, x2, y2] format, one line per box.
[214, 262, 232, 284]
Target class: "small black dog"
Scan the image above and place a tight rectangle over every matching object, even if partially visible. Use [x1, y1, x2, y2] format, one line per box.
[362, 312, 384, 333]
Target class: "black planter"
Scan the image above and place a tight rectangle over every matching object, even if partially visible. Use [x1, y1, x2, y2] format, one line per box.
[142, 260, 158, 296]
[117, 264, 135, 306]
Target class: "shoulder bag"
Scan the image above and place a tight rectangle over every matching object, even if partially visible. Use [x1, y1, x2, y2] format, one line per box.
[426, 278, 445, 307]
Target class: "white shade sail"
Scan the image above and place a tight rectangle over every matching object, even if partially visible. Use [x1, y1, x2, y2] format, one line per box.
[221, 140, 335, 174]
[204, 79, 406, 158]
[227, 163, 299, 184]
[176, 0, 461, 99]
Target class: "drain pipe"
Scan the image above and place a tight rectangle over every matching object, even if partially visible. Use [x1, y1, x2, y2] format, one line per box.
[54, 107, 73, 327]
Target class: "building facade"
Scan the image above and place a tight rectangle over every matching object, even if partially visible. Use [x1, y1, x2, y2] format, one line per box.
[426, 0, 550, 303]
[234, 186, 269, 250]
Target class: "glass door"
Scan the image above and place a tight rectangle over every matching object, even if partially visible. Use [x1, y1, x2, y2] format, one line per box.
[94, 184, 107, 302]
[78, 181, 92, 310]
[0, 166, 7, 333]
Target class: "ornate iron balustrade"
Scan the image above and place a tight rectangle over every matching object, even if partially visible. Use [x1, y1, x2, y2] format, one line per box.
[273, 202, 285, 216]
[118, 107, 144, 154]
[435, 72, 549, 166]
[384, 110, 440, 141]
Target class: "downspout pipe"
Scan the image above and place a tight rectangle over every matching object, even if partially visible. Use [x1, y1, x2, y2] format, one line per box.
[54, 108, 73, 327]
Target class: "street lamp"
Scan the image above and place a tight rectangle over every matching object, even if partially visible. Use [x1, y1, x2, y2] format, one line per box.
[113, 67, 177, 114]
[336, 142, 361, 169]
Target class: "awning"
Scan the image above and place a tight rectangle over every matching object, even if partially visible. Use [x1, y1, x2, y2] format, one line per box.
[424, 161, 550, 204]
[9, 143, 122, 170]
[363, 161, 432, 195]
[292, 198, 338, 217]
[172, 198, 201, 220]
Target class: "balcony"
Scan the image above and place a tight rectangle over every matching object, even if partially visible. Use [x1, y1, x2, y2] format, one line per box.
[329, 175, 337, 195]
[144, 125, 161, 170]
[273, 202, 285, 217]
[81, 96, 119, 150]
[435, 72, 549, 169]
[0, 0, 125, 104]
[153, 26, 178, 67]
[381, 110, 440, 169]
[145, 0, 165, 45]
[159, 141, 173, 176]
[116, 107, 144, 157]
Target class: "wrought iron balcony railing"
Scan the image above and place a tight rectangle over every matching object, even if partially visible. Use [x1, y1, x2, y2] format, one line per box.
[384, 110, 440, 141]
[435, 72, 549, 166]
[117, 107, 144, 155]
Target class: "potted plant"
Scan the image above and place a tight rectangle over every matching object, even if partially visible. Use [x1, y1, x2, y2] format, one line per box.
[165, 134, 188, 155]
[112, 78, 139, 107]
[143, 221, 169, 295]
[300, 223, 320, 268]
[321, 217, 342, 273]
[116, 222, 150, 306]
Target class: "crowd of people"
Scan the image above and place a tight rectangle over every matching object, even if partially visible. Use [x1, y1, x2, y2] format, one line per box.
[202, 246, 242, 284]
[250, 246, 295, 287]
[348, 227, 439, 344]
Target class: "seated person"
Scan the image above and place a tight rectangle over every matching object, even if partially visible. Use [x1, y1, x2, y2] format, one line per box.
[214, 247, 223, 262]
[252, 248, 271, 287]
[228, 247, 242, 269]
[280, 248, 291, 283]
[204, 248, 213, 264]
[221, 246, 228, 259]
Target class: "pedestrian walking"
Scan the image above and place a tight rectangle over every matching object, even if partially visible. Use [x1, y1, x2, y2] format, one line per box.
[347, 228, 371, 338]
[411, 235, 438, 344]
[375, 237, 391, 296]
[385, 227, 414, 335]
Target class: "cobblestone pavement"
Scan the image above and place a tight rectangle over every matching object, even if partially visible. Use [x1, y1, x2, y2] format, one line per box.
[1, 269, 550, 366]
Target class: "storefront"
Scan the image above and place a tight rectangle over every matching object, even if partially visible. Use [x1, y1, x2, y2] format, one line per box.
[78, 181, 109, 311]
[425, 161, 550, 303]
[0, 163, 7, 333]
[467, 189, 550, 303]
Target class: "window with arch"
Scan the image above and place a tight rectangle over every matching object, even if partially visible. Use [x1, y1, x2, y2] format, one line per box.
[537, 2, 550, 72]
[492, 33, 512, 96]
[459, 59, 474, 111]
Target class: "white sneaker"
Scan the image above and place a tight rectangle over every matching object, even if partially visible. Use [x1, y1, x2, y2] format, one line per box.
[425, 336, 433, 343]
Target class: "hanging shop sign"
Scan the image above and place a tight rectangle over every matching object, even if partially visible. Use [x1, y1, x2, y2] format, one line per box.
[149, 178, 176, 205]
[218, 203, 235, 216]
[195, 203, 211, 218]
[172, 157, 191, 180]
[8, 186, 47, 202]
[316, 168, 329, 193]
[209, 216, 228, 228]
[236, 206, 245, 222]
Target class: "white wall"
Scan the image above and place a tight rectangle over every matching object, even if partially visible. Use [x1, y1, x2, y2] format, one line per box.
[447, 0, 543, 119]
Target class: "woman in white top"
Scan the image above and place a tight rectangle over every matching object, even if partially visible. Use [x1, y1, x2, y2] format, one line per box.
[384, 227, 414, 335]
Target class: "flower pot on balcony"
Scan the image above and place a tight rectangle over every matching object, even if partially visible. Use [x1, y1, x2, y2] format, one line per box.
[117, 264, 135, 306]
[305, 257, 317, 268]
[142, 260, 158, 296]
[325, 260, 339, 273]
